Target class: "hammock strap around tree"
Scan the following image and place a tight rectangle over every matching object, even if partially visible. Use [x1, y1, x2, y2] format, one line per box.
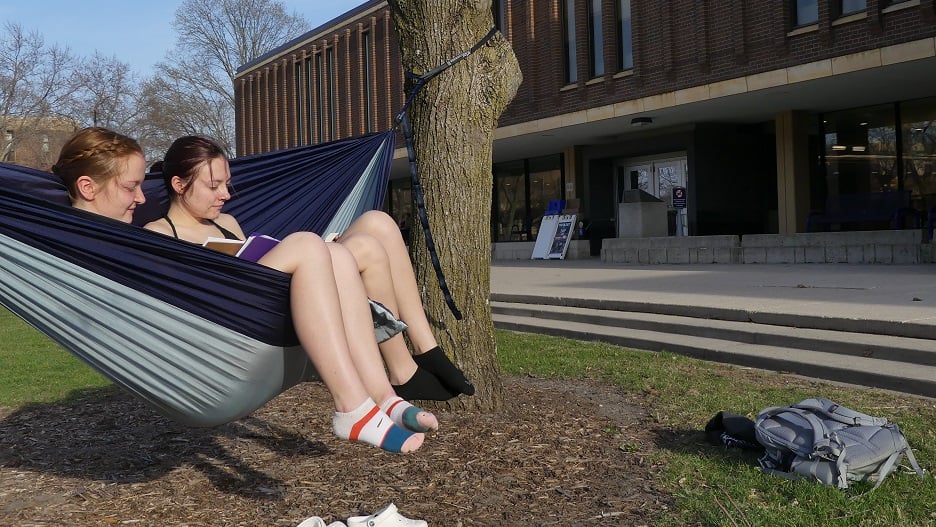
[393, 26, 500, 321]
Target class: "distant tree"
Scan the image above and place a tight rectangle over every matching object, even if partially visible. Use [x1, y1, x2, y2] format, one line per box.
[143, 0, 309, 153]
[72, 52, 140, 131]
[387, 1, 522, 411]
[0, 22, 80, 167]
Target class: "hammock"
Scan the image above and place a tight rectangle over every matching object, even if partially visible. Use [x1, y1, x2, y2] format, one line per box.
[0, 131, 395, 427]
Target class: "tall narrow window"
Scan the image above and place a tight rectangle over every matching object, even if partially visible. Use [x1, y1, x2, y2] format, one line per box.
[362, 32, 373, 133]
[293, 61, 303, 143]
[316, 53, 325, 142]
[617, 0, 633, 70]
[587, 0, 604, 77]
[793, 0, 819, 26]
[561, 0, 577, 84]
[305, 56, 314, 143]
[326, 47, 336, 140]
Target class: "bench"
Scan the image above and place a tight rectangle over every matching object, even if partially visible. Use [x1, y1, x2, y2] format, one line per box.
[806, 191, 920, 232]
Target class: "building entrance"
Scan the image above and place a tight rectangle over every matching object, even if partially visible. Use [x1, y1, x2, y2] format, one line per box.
[617, 154, 688, 236]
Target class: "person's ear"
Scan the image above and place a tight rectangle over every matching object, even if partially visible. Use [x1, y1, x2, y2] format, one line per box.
[74, 175, 98, 201]
[171, 175, 186, 195]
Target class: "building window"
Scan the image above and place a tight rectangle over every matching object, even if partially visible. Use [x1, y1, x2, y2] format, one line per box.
[492, 154, 564, 242]
[792, 0, 819, 26]
[362, 32, 373, 133]
[2, 130, 13, 163]
[326, 47, 336, 140]
[839, 0, 867, 16]
[315, 53, 325, 142]
[617, 0, 633, 70]
[305, 56, 314, 143]
[900, 97, 936, 216]
[587, 0, 604, 77]
[293, 61, 303, 143]
[561, 0, 577, 84]
[822, 104, 897, 202]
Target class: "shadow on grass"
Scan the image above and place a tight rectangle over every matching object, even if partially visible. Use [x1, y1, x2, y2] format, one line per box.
[650, 426, 765, 470]
[0, 386, 328, 499]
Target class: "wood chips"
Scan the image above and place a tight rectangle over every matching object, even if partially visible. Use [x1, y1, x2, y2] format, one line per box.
[0, 376, 671, 526]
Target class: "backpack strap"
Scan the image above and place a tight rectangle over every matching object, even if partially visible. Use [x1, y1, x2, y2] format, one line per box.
[793, 398, 887, 427]
[759, 405, 839, 456]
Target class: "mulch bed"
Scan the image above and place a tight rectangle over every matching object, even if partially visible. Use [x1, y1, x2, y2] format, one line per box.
[0, 376, 673, 526]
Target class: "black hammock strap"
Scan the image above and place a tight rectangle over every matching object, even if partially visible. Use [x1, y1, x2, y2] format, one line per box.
[394, 26, 499, 321]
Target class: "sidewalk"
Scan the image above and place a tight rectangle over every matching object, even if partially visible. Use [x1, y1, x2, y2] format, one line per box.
[490, 260, 936, 338]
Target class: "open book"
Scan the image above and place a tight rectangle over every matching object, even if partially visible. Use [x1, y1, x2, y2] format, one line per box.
[203, 233, 280, 263]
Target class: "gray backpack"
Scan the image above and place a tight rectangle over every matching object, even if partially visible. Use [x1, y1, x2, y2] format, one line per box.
[754, 398, 926, 490]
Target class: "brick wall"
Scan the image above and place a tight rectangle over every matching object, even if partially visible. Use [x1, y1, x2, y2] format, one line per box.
[235, 0, 936, 155]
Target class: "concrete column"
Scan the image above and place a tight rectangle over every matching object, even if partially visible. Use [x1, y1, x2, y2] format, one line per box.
[563, 145, 580, 201]
[775, 110, 811, 233]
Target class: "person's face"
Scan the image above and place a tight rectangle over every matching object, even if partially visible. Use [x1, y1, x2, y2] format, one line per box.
[76, 153, 147, 223]
[177, 156, 232, 220]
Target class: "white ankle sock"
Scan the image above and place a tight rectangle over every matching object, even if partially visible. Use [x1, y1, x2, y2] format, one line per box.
[332, 398, 416, 453]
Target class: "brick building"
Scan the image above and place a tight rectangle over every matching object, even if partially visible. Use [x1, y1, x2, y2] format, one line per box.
[234, 0, 936, 256]
[1, 116, 79, 171]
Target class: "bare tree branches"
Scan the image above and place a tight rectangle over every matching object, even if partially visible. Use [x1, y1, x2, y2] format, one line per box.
[1, 1, 309, 166]
[154, 0, 309, 153]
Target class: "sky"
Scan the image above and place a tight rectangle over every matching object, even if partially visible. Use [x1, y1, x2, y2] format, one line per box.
[1, 1, 366, 76]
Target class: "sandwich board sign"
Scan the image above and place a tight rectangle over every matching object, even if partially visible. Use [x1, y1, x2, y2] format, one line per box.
[531, 215, 559, 259]
[547, 214, 576, 259]
[531, 199, 567, 260]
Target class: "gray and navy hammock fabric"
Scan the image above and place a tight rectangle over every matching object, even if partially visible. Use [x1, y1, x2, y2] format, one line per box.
[0, 131, 395, 427]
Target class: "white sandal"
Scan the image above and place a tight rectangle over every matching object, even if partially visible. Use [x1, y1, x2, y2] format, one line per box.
[296, 516, 347, 527]
[346, 503, 427, 527]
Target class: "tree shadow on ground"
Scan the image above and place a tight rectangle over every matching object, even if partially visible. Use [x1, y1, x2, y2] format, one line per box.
[0, 387, 329, 499]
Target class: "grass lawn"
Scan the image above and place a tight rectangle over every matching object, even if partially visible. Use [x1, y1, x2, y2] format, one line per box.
[1, 309, 933, 526]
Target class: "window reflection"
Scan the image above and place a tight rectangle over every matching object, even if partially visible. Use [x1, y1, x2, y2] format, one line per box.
[822, 104, 897, 198]
[819, 98, 936, 228]
[902, 99, 936, 215]
[493, 155, 564, 242]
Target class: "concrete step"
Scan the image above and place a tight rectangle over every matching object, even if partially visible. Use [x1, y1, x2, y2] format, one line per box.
[492, 304, 936, 398]
[492, 302, 936, 367]
[490, 293, 936, 341]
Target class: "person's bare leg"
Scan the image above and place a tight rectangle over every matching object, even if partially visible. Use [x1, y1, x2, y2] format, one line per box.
[258, 232, 426, 451]
[341, 211, 474, 396]
[339, 223, 460, 399]
[341, 211, 436, 351]
[325, 242, 438, 431]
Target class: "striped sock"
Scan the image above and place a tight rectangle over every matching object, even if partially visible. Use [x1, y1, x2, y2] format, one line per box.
[381, 396, 439, 433]
[332, 398, 423, 453]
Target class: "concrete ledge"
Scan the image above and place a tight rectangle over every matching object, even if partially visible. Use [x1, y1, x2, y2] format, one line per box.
[597, 230, 931, 265]
[741, 230, 924, 264]
[601, 235, 741, 264]
[492, 240, 590, 260]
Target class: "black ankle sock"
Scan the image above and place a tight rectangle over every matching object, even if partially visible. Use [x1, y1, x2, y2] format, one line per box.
[413, 346, 475, 396]
[393, 366, 457, 401]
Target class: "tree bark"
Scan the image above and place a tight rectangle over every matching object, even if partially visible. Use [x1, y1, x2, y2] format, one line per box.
[388, 0, 521, 412]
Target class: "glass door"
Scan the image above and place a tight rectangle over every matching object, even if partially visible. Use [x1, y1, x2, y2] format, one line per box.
[654, 158, 688, 236]
[615, 155, 688, 236]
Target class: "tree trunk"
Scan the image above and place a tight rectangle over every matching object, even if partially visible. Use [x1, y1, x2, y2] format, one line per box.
[388, 1, 521, 412]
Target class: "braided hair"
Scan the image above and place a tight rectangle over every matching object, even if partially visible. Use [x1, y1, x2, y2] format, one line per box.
[52, 127, 143, 203]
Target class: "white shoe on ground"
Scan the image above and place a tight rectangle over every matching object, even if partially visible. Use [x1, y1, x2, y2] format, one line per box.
[296, 516, 347, 527]
[346, 503, 427, 527]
